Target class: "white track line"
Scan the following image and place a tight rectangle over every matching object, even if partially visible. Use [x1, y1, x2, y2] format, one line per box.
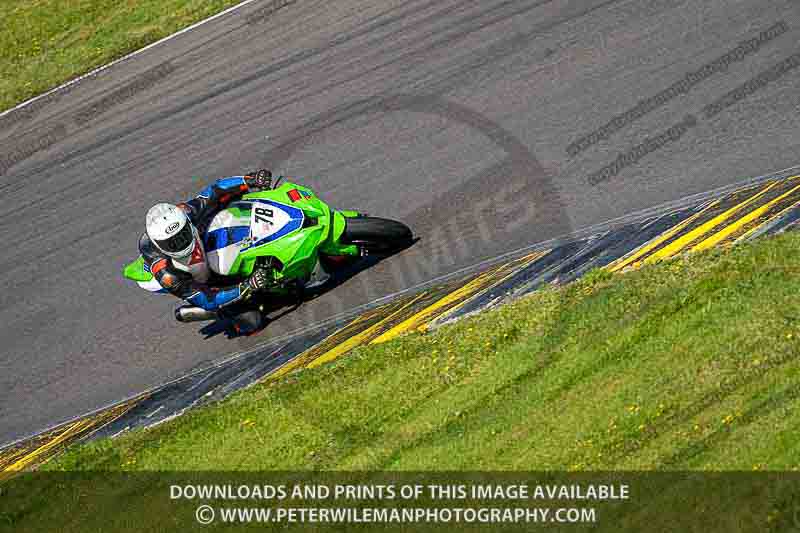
[186, 369, 219, 392]
[0, 0, 260, 120]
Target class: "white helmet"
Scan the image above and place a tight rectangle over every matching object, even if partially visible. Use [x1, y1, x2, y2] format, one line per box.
[145, 203, 196, 258]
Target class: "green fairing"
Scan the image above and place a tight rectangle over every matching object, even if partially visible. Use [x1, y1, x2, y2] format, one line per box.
[226, 183, 359, 280]
[122, 256, 152, 282]
[122, 182, 361, 285]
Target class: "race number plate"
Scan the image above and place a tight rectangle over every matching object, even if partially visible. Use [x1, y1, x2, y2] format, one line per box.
[248, 200, 304, 247]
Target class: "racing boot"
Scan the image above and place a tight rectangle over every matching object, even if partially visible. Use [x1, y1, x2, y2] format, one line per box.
[303, 259, 332, 290]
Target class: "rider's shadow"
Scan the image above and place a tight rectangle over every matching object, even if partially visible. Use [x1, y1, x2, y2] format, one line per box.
[198, 239, 418, 339]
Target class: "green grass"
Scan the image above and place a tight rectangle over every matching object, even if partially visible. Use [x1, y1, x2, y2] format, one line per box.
[4, 232, 800, 532]
[47, 231, 800, 472]
[0, 0, 246, 113]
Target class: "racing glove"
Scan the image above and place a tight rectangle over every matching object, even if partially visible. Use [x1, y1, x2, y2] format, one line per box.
[245, 169, 272, 190]
[238, 267, 274, 300]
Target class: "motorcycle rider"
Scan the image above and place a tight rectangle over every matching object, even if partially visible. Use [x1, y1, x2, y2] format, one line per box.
[140, 169, 277, 335]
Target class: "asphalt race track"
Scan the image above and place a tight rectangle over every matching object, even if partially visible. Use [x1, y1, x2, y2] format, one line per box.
[1, 0, 800, 445]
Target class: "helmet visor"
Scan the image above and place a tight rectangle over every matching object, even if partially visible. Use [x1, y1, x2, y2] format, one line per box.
[155, 223, 194, 254]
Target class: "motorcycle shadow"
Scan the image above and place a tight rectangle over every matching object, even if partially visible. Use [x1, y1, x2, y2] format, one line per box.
[198, 238, 419, 339]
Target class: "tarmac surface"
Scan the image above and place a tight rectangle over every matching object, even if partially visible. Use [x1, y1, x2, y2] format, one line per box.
[1, 0, 799, 444]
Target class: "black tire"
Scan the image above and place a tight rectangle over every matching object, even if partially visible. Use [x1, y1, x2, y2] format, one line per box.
[342, 216, 413, 253]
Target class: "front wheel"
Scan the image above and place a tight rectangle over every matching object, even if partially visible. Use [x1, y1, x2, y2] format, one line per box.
[341, 216, 413, 253]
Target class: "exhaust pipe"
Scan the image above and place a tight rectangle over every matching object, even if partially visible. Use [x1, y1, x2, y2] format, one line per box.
[174, 305, 218, 323]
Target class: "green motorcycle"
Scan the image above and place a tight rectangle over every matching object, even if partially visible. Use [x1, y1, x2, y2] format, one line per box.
[122, 180, 413, 323]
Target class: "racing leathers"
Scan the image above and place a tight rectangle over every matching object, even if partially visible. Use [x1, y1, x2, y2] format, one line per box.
[139, 172, 273, 314]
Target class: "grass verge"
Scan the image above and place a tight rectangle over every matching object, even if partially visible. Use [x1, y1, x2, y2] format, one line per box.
[49, 231, 800, 471]
[0, 0, 246, 113]
[3, 231, 800, 531]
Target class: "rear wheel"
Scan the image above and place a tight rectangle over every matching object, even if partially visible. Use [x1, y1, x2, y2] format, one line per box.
[341, 216, 413, 253]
